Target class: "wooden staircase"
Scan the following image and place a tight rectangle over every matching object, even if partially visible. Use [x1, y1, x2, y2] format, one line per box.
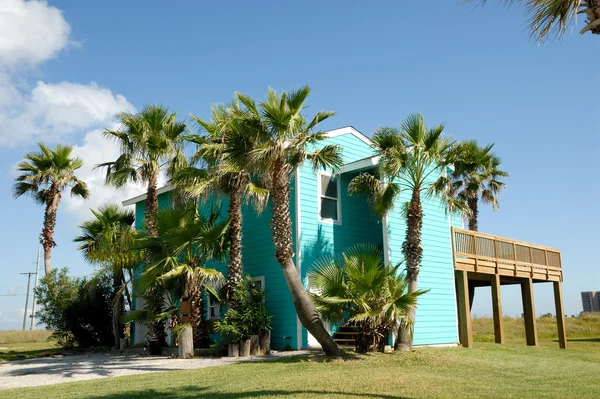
[333, 325, 360, 349]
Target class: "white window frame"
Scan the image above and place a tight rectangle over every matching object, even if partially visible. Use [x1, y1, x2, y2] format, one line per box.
[317, 171, 342, 225]
[206, 292, 220, 320]
[253, 275, 265, 290]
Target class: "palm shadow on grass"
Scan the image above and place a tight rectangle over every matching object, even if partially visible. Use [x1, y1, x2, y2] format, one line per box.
[555, 337, 600, 343]
[85, 385, 414, 399]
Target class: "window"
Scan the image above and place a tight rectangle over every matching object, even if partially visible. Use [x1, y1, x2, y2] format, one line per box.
[318, 172, 341, 224]
[253, 276, 265, 290]
[207, 293, 220, 320]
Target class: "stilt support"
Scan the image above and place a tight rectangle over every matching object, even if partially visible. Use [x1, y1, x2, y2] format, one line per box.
[521, 277, 538, 346]
[456, 270, 473, 348]
[490, 274, 504, 344]
[553, 281, 568, 349]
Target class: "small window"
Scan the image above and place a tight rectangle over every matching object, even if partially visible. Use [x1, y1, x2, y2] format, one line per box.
[318, 172, 341, 224]
[207, 294, 220, 320]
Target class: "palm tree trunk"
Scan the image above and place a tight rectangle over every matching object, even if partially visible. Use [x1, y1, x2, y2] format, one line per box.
[467, 196, 478, 310]
[397, 189, 423, 351]
[41, 186, 61, 276]
[270, 161, 345, 357]
[467, 196, 478, 232]
[146, 173, 159, 237]
[227, 186, 243, 300]
[189, 283, 209, 349]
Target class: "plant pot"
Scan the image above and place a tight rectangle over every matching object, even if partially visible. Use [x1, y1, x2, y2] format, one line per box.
[147, 339, 161, 356]
[249, 335, 260, 356]
[228, 342, 240, 357]
[119, 338, 128, 350]
[259, 330, 271, 355]
[240, 338, 251, 357]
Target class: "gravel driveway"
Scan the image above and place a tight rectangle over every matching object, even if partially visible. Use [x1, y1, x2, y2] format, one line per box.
[0, 350, 309, 390]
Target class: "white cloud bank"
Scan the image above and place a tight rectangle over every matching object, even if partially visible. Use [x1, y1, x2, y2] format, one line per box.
[0, 1, 145, 220]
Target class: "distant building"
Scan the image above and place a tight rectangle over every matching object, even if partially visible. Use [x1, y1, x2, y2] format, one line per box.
[581, 291, 600, 312]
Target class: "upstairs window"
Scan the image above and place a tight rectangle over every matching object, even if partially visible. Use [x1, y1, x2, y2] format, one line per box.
[318, 172, 341, 224]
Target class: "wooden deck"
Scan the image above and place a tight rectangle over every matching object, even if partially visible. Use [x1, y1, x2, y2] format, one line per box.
[451, 228, 567, 350]
[452, 228, 563, 282]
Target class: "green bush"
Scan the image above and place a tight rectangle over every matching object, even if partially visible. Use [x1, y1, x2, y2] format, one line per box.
[35, 268, 119, 348]
[214, 276, 272, 344]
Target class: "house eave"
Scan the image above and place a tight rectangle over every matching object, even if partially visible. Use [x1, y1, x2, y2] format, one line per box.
[121, 185, 173, 206]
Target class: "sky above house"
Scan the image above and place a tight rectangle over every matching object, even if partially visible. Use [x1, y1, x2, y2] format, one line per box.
[0, 0, 598, 330]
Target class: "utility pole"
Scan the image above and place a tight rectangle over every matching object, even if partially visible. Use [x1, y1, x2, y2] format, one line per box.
[30, 248, 40, 330]
[21, 272, 34, 330]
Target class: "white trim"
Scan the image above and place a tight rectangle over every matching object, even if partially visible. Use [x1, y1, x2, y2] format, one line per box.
[339, 155, 381, 174]
[413, 343, 459, 348]
[445, 168, 460, 345]
[253, 275, 265, 289]
[317, 171, 342, 225]
[294, 166, 303, 350]
[324, 126, 373, 146]
[206, 294, 221, 320]
[122, 185, 173, 206]
[381, 176, 391, 265]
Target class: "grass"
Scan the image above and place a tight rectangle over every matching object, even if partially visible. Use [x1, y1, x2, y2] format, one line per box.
[0, 330, 61, 362]
[4, 317, 600, 399]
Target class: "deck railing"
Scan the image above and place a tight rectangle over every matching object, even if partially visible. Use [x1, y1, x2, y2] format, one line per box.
[451, 228, 562, 282]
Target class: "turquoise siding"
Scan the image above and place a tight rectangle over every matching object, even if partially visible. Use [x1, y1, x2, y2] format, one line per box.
[387, 166, 459, 346]
[299, 132, 382, 347]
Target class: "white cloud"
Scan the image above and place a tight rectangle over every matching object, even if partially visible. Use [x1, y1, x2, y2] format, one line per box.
[0, 0, 71, 68]
[64, 127, 146, 221]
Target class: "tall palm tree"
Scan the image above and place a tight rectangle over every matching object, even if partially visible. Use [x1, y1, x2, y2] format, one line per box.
[349, 114, 461, 351]
[309, 244, 425, 353]
[172, 101, 268, 301]
[467, 0, 600, 42]
[232, 86, 346, 356]
[74, 204, 140, 347]
[98, 104, 187, 346]
[443, 140, 508, 232]
[135, 205, 229, 347]
[14, 143, 89, 276]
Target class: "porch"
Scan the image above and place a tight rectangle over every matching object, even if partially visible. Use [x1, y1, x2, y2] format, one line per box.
[452, 227, 567, 349]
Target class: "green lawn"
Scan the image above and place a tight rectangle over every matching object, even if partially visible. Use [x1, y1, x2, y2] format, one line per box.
[0, 330, 61, 362]
[6, 339, 600, 399]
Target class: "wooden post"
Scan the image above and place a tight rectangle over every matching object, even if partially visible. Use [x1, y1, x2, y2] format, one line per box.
[490, 274, 504, 344]
[455, 270, 473, 348]
[521, 277, 538, 346]
[553, 281, 568, 349]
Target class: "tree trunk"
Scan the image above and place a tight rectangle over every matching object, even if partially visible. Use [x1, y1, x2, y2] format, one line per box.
[269, 160, 345, 357]
[396, 189, 423, 351]
[190, 284, 210, 349]
[41, 185, 61, 276]
[112, 272, 125, 348]
[226, 186, 243, 301]
[178, 325, 194, 359]
[467, 196, 478, 309]
[145, 173, 159, 237]
[467, 196, 478, 232]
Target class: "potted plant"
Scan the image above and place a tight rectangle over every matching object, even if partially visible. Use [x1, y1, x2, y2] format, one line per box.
[214, 319, 243, 357]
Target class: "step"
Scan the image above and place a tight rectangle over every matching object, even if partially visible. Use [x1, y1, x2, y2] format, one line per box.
[334, 331, 360, 335]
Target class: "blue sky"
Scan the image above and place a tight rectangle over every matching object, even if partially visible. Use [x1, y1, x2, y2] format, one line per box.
[0, 0, 598, 330]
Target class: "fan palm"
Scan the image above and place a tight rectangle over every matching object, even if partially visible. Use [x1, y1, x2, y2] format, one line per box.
[98, 104, 187, 345]
[467, 0, 600, 42]
[172, 101, 268, 301]
[309, 244, 425, 353]
[232, 86, 345, 356]
[14, 143, 89, 275]
[135, 204, 229, 347]
[441, 140, 508, 232]
[74, 204, 140, 347]
[349, 114, 462, 351]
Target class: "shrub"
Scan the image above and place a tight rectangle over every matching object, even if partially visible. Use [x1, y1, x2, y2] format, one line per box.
[35, 268, 120, 348]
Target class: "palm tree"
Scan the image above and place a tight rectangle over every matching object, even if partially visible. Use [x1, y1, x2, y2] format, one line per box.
[98, 104, 187, 346]
[74, 204, 140, 347]
[232, 86, 346, 356]
[135, 205, 229, 347]
[466, 0, 600, 42]
[172, 101, 268, 301]
[14, 143, 89, 276]
[349, 114, 461, 351]
[443, 140, 508, 232]
[309, 244, 425, 353]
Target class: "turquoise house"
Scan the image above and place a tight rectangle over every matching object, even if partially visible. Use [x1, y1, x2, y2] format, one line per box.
[123, 126, 463, 349]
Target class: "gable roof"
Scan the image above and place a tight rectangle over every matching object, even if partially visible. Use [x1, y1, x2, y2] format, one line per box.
[122, 126, 374, 206]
